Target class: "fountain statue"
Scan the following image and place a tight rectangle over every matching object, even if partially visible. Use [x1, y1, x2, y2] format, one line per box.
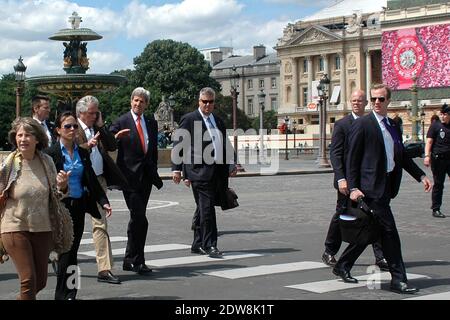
[26, 12, 126, 110]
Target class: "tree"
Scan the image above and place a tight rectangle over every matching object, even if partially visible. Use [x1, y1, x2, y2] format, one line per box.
[0, 74, 16, 149]
[251, 110, 278, 133]
[213, 94, 252, 130]
[133, 39, 220, 121]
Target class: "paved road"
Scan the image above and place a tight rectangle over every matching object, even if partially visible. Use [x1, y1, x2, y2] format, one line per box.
[1, 158, 449, 307]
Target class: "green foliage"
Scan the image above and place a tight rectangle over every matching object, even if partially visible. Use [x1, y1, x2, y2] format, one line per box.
[213, 94, 252, 130]
[0, 74, 16, 149]
[133, 39, 220, 121]
[251, 110, 278, 132]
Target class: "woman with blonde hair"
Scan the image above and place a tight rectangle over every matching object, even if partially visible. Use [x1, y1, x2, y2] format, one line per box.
[0, 117, 70, 300]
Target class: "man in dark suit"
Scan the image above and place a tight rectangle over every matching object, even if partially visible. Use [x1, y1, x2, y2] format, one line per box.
[76, 95, 128, 284]
[32, 95, 56, 147]
[322, 90, 387, 270]
[171, 87, 237, 257]
[109, 87, 163, 275]
[333, 83, 432, 294]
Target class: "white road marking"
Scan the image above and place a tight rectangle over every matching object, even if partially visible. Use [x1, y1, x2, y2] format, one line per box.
[205, 261, 328, 279]
[146, 252, 263, 267]
[79, 243, 191, 257]
[109, 199, 179, 211]
[404, 292, 450, 300]
[286, 273, 429, 293]
[80, 236, 128, 245]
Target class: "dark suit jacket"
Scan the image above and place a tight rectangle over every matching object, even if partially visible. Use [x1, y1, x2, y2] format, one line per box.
[109, 111, 162, 191]
[171, 110, 233, 206]
[76, 124, 129, 190]
[346, 112, 425, 199]
[330, 114, 354, 190]
[44, 143, 109, 219]
[45, 120, 57, 146]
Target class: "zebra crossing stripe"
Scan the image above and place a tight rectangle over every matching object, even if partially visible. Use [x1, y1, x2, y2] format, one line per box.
[146, 252, 263, 267]
[79, 243, 191, 257]
[205, 261, 328, 279]
[80, 236, 128, 245]
[286, 273, 429, 293]
[404, 292, 450, 300]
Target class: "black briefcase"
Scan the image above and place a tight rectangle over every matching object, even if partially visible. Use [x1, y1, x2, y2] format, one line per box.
[339, 197, 380, 246]
[220, 188, 239, 211]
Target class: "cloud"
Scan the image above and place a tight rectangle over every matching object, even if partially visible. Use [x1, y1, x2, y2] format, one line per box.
[263, 0, 330, 6]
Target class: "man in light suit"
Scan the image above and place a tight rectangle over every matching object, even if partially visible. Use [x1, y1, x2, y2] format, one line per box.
[322, 90, 387, 270]
[31, 95, 56, 147]
[76, 95, 128, 284]
[333, 83, 432, 294]
[109, 87, 163, 275]
[172, 87, 237, 257]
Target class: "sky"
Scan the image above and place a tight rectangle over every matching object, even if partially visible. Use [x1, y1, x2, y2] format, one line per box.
[0, 0, 332, 77]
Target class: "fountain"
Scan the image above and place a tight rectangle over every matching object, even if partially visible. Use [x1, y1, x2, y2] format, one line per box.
[26, 12, 126, 109]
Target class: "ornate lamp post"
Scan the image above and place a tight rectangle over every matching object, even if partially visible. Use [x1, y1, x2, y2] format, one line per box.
[420, 104, 426, 142]
[230, 66, 244, 171]
[409, 77, 420, 142]
[258, 89, 266, 163]
[292, 119, 297, 154]
[14, 56, 27, 118]
[168, 94, 175, 128]
[317, 74, 331, 168]
[284, 116, 289, 160]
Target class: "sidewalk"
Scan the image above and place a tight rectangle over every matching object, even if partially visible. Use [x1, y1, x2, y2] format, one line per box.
[158, 152, 333, 179]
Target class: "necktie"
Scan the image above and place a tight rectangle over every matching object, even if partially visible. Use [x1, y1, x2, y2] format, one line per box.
[136, 115, 146, 153]
[382, 118, 403, 149]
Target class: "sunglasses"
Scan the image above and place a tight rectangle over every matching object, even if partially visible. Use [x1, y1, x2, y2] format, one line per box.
[370, 96, 386, 103]
[201, 99, 215, 104]
[62, 124, 79, 129]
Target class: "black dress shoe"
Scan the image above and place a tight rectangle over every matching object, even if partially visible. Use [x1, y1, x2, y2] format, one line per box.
[122, 262, 133, 271]
[205, 247, 223, 258]
[332, 268, 358, 283]
[322, 252, 337, 266]
[191, 247, 207, 255]
[432, 210, 446, 218]
[133, 264, 153, 275]
[390, 282, 419, 294]
[375, 258, 390, 272]
[97, 270, 121, 284]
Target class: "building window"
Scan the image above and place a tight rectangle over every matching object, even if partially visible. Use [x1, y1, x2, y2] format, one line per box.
[335, 55, 341, 70]
[247, 98, 254, 115]
[298, 118, 304, 125]
[330, 117, 336, 123]
[303, 59, 308, 73]
[302, 87, 308, 106]
[319, 57, 324, 72]
[247, 79, 253, 89]
[270, 97, 277, 111]
[311, 115, 319, 125]
[271, 77, 276, 89]
[259, 79, 265, 88]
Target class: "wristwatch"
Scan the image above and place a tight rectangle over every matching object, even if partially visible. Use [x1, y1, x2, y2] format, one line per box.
[424, 154, 431, 158]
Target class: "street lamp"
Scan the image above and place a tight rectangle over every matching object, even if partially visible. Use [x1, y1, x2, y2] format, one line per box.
[284, 116, 289, 160]
[292, 119, 297, 155]
[420, 104, 426, 142]
[14, 56, 27, 118]
[317, 74, 331, 168]
[258, 89, 266, 163]
[168, 94, 175, 128]
[229, 65, 244, 171]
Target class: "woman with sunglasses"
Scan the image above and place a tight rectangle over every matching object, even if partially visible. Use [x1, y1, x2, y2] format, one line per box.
[45, 111, 112, 300]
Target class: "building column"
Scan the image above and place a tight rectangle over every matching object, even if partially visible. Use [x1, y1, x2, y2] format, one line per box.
[322, 53, 329, 76]
[339, 52, 347, 109]
[365, 50, 372, 95]
[291, 58, 299, 109]
[307, 56, 313, 104]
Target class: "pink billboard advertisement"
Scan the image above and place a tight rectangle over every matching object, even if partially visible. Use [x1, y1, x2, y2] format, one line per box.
[382, 24, 450, 90]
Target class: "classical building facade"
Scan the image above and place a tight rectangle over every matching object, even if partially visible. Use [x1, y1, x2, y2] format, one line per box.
[210, 45, 281, 117]
[275, 0, 386, 132]
[275, 0, 450, 140]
